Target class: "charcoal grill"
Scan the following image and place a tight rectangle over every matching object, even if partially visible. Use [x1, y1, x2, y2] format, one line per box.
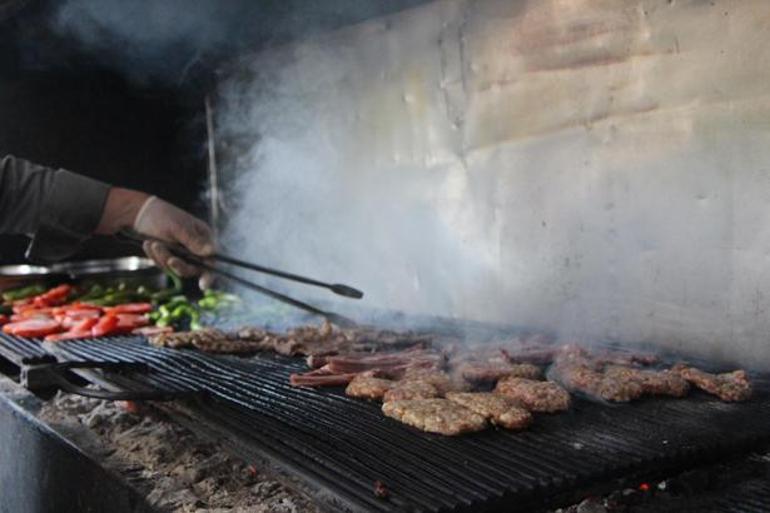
[2, 333, 768, 513]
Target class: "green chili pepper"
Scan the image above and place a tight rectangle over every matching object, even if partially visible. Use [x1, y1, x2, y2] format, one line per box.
[2, 284, 46, 302]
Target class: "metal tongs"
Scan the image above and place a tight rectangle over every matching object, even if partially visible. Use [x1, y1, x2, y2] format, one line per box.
[117, 230, 362, 328]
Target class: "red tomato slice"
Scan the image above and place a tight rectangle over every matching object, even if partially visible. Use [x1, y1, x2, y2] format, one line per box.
[132, 326, 174, 336]
[104, 303, 153, 315]
[0, 315, 8, 326]
[3, 319, 63, 338]
[91, 315, 120, 337]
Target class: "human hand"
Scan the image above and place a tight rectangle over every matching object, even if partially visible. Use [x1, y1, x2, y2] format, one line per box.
[96, 189, 215, 288]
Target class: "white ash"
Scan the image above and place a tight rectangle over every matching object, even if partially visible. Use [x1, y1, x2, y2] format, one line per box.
[39, 392, 320, 513]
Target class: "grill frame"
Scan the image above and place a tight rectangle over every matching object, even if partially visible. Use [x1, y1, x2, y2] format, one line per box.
[6, 333, 764, 513]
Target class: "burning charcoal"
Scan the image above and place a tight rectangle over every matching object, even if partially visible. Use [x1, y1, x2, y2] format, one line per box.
[374, 480, 389, 499]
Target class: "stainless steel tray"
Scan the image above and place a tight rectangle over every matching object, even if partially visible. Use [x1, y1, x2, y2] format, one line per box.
[0, 257, 165, 291]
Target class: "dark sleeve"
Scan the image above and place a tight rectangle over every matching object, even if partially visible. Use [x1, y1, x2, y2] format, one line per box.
[0, 155, 111, 263]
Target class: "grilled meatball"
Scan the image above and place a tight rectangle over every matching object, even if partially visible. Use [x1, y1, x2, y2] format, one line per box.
[494, 377, 571, 412]
[672, 364, 752, 402]
[552, 362, 644, 403]
[446, 392, 533, 430]
[382, 399, 487, 436]
[383, 381, 439, 402]
[401, 369, 468, 395]
[345, 374, 396, 400]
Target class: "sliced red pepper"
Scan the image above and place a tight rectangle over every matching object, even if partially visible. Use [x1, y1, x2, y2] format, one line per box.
[117, 313, 150, 328]
[103, 303, 153, 315]
[91, 315, 120, 337]
[3, 319, 63, 338]
[67, 303, 103, 312]
[44, 331, 91, 342]
[32, 284, 72, 307]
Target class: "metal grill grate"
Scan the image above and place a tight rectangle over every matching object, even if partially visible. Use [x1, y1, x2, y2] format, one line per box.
[0, 334, 54, 365]
[11, 334, 770, 513]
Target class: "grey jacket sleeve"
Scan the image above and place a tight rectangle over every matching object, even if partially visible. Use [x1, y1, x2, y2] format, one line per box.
[0, 155, 111, 263]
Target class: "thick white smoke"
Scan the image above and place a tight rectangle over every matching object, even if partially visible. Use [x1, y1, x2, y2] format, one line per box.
[216, 0, 770, 370]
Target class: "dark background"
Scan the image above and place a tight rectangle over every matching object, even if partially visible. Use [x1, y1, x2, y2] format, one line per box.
[0, 0, 428, 263]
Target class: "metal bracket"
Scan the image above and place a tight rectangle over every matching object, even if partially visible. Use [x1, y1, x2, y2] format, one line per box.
[21, 361, 196, 401]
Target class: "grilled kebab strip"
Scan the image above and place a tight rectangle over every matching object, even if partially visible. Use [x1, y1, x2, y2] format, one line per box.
[290, 366, 360, 387]
[457, 360, 542, 383]
[672, 364, 752, 402]
[382, 399, 488, 436]
[604, 366, 690, 398]
[494, 377, 572, 412]
[445, 392, 533, 430]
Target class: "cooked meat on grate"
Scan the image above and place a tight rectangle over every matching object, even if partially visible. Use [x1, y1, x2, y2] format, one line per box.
[494, 377, 571, 412]
[594, 350, 660, 367]
[345, 373, 396, 400]
[499, 347, 558, 365]
[445, 392, 533, 430]
[325, 349, 444, 374]
[149, 329, 231, 349]
[551, 362, 644, 402]
[190, 337, 267, 354]
[289, 366, 359, 387]
[382, 398, 488, 436]
[383, 381, 440, 402]
[457, 360, 542, 383]
[401, 369, 469, 394]
[604, 366, 690, 398]
[236, 326, 268, 341]
[672, 364, 752, 402]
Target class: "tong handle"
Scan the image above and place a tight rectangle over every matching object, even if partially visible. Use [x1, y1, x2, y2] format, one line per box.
[118, 230, 364, 299]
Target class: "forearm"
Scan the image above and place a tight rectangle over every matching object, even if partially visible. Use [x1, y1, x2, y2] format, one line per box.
[0, 155, 111, 262]
[95, 188, 150, 235]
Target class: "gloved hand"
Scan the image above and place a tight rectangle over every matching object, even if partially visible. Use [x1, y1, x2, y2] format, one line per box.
[133, 196, 215, 287]
[96, 188, 215, 288]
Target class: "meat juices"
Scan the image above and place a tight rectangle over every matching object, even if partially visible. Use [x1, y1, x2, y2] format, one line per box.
[494, 377, 571, 412]
[445, 392, 533, 430]
[382, 399, 488, 436]
[673, 364, 752, 402]
[345, 374, 396, 400]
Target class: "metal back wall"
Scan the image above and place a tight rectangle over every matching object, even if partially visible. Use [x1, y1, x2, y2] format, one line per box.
[12, 334, 769, 513]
